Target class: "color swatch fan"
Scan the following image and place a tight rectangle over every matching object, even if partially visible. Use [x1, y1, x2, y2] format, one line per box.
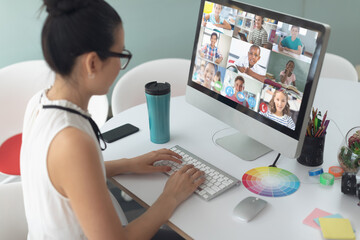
[242, 167, 300, 197]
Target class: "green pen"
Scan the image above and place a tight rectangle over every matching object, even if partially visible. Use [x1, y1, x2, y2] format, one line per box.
[314, 117, 318, 133]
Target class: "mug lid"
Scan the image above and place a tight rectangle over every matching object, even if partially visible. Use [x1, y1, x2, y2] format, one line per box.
[145, 81, 171, 95]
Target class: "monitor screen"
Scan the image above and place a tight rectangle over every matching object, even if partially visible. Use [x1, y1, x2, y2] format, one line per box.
[186, 0, 330, 159]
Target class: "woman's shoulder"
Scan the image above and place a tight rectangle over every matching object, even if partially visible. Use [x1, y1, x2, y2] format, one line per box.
[48, 126, 100, 177]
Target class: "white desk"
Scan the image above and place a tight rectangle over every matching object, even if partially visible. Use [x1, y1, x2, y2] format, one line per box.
[204, 22, 233, 37]
[272, 44, 312, 64]
[101, 78, 360, 240]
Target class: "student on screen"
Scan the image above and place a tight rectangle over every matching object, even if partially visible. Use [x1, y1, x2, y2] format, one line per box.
[212, 71, 222, 93]
[199, 32, 224, 64]
[226, 76, 249, 108]
[249, 15, 268, 47]
[192, 61, 206, 83]
[279, 25, 303, 55]
[202, 4, 231, 30]
[234, 44, 266, 82]
[280, 60, 296, 86]
[195, 61, 217, 90]
[260, 90, 295, 130]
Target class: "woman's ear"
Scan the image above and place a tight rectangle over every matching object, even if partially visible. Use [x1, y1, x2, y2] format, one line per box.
[84, 52, 100, 78]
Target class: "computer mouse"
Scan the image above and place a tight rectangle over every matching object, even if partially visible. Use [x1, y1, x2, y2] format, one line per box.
[233, 196, 267, 222]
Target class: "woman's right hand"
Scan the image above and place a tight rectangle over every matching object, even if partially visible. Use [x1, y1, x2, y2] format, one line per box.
[162, 164, 205, 206]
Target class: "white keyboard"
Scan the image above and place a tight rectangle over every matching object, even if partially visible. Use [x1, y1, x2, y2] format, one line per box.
[155, 145, 241, 201]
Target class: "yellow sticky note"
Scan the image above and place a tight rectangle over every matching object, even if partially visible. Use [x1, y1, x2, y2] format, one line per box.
[319, 218, 355, 240]
[203, 2, 213, 14]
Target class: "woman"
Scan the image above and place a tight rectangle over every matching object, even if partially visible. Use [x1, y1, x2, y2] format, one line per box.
[20, 0, 205, 239]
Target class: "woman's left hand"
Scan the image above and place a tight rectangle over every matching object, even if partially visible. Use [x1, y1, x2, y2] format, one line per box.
[127, 148, 183, 174]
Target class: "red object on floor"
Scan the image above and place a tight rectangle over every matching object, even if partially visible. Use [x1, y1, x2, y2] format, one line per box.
[0, 133, 22, 175]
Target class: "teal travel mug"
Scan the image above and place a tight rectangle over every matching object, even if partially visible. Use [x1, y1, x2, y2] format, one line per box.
[145, 81, 171, 144]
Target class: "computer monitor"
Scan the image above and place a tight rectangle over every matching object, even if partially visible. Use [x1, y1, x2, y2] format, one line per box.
[186, 0, 330, 160]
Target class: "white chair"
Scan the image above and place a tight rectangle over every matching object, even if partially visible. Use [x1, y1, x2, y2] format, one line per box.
[320, 53, 358, 81]
[0, 60, 109, 183]
[0, 182, 28, 239]
[111, 58, 191, 115]
[356, 64, 360, 81]
[89, 95, 109, 128]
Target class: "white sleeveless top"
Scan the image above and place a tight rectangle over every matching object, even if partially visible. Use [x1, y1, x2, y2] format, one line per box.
[20, 90, 127, 240]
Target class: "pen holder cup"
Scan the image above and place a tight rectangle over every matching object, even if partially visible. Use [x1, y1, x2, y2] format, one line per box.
[297, 135, 326, 167]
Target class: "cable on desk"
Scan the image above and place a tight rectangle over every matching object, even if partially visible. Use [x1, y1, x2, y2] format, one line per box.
[269, 153, 281, 168]
[328, 117, 345, 139]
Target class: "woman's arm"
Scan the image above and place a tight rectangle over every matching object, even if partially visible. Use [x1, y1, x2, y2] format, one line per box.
[48, 128, 204, 240]
[105, 149, 183, 177]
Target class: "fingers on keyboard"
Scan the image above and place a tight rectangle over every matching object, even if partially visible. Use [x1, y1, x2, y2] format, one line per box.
[178, 164, 194, 173]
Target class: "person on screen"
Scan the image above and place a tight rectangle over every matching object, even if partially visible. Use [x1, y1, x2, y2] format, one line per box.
[202, 4, 231, 30]
[201, 61, 217, 89]
[199, 32, 223, 64]
[248, 15, 268, 47]
[226, 76, 249, 108]
[20, 1, 205, 239]
[234, 44, 266, 82]
[280, 60, 296, 86]
[212, 71, 222, 93]
[260, 90, 295, 130]
[279, 25, 303, 55]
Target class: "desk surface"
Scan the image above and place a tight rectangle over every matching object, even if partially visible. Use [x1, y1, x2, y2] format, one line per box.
[272, 44, 312, 64]
[102, 78, 360, 240]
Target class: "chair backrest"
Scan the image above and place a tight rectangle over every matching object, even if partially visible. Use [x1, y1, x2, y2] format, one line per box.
[111, 58, 191, 115]
[0, 60, 109, 144]
[320, 53, 358, 81]
[0, 182, 28, 240]
[0, 60, 54, 144]
[89, 95, 109, 128]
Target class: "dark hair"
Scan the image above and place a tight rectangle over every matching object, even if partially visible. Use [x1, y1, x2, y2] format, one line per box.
[249, 44, 261, 54]
[210, 32, 218, 40]
[269, 90, 290, 115]
[42, 0, 122, 76]
[215, 71, 221, 78]
[234, 75, 245, 84]
[255, 15, 264, 25]
[286, 60, 295, 67]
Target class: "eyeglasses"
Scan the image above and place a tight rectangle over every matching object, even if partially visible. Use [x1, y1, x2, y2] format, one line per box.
[97, 49, 132, 70]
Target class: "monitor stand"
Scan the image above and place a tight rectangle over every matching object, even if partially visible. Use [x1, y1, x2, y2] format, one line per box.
[215, 131, 272, 161]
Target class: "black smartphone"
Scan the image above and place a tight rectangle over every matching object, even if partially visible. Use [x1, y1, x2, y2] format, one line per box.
[102, 123, 139, 143]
